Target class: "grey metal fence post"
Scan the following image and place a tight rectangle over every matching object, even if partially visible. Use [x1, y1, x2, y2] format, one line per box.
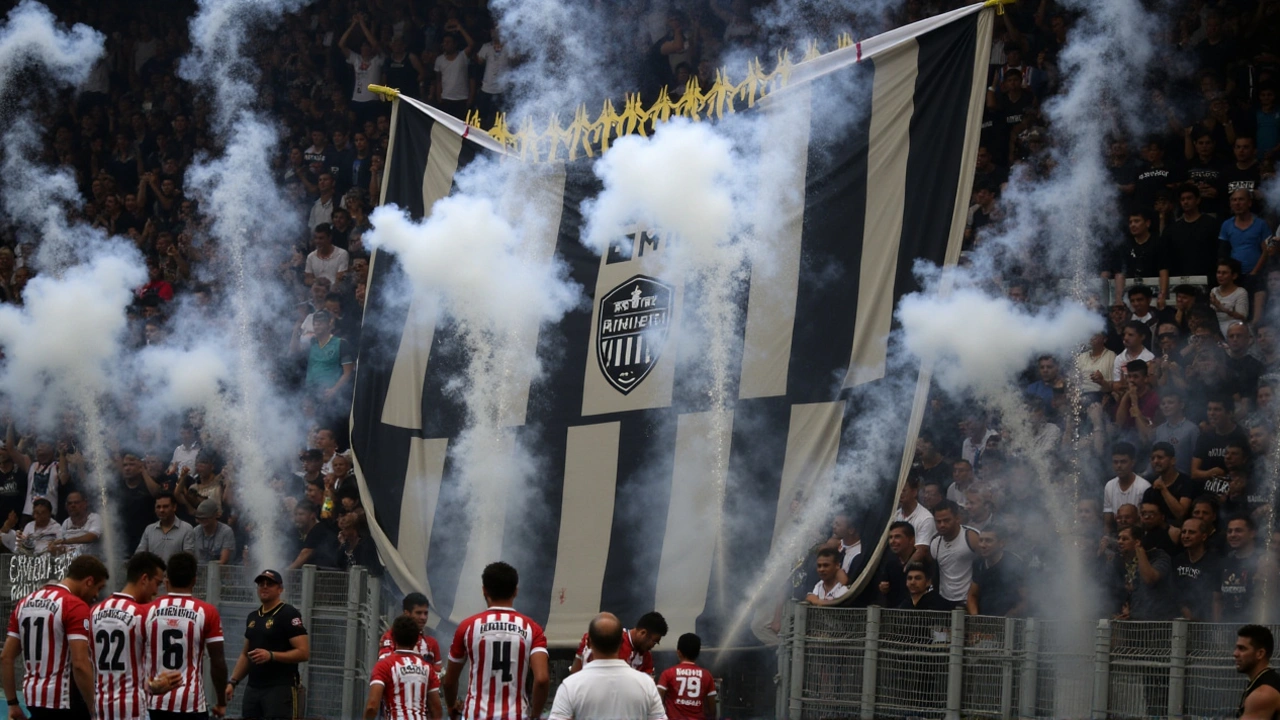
[1090, 620, 1111, 720]
[788, 602, 808, 720]
[364, 573, 383, 684]
[859, 606, 880, 720]
[204, 562, 220, 605]
[1168, 618, 1188, 719]
[342, 568, 365, 719]
[946, 608, 965, 720]
[1018, 618, 1039, 719]
[1000, 617, 1017, 720]
[776, 601, 792, 720]
[299, 564, 317, 699]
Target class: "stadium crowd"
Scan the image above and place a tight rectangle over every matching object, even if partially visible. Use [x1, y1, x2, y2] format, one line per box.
[790, 0, 1280, 624]
[0, 0, 1276, 638]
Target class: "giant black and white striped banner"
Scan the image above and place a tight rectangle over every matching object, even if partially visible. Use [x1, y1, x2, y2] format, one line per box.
[352, 4, 992, 647]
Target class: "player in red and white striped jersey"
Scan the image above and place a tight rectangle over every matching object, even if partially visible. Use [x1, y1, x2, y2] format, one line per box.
[441, 562, 549, 720]
[2, 555, 109, 720]
[656, 634, 717, 720]
[145, 552, 228, 720]
[365, 616, 442, 720]
[92, 552, 171, 720]
[377, 592, 442, 672]
[570, 611, 668, 677]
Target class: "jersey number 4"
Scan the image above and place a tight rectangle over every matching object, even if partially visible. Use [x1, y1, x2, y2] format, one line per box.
[489, 640, 513, 682]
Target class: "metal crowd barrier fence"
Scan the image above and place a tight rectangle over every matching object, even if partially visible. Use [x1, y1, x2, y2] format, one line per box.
[776, 602, 1279, 720]
[2, 557, 384, 720]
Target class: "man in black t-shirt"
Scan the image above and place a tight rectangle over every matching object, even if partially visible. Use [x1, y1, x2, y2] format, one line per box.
[1166, 185, 1225, 279]
[1191, 396, 1248, 490]
[227, 569, 311, 720]
[1171, 518, 1221, 621]
[1109, 211, 1169, 302]
[966, 525, 1026, 617]
[1184, 132, 1226, 218]
[1143, 442, 1199, 525]
[1217, 516, 1261, 623]
[1133, 140, 1177, 213]
[287, 501, 340, 570]
[984, 68, 1032, 165]
[1222, 136, 1261, 197]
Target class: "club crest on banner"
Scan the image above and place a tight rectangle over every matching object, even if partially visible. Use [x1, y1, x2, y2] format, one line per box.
[597, 275, 674, 394]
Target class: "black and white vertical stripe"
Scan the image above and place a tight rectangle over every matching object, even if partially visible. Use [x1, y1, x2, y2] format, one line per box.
[351, 5, 993, 646]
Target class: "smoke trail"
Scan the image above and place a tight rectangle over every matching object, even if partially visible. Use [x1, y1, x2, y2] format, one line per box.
[178, 0, 311, 568]
[364, 158, 579, 619]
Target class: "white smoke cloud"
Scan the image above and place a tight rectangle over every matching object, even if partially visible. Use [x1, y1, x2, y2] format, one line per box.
[898, 287, 1101, 395]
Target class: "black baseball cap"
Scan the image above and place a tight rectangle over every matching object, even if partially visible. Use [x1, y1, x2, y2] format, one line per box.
[255, 569, 283, 586]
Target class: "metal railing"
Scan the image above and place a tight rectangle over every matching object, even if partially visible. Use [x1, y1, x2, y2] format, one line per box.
[1, 558, 385, 720]
[777, 602, 1279, 720]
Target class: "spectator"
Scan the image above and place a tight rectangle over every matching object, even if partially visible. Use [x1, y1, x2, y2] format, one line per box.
[928, 501, 979, 610]
[432, 25, 474, 119]
[304, 223, 349, 286]
[1217, 515, 1261, 623]
[1078, 331, 1116, 400]
[1110, 525, 1177, 620]
[1171, 517, 1221, 621]
[1109, 321, 1156, 393]
[0, 498, 60, 555]
[1210, 259, 1249, 335]
[1219, 189, 1271, 276]
[339, 13, 385, 124]
[912, 432, 951, 488]
[898, 562, 950, 611]
[1126, 286, 1161, 330]
[805, 547, 849, 605]
[1224, 323, 1263, 406]
[170, 422, 201, 475]
[875, 521, 918, 608]
[1138, 501, 1179, 556]
[829, 511, 863, 584]
[1144, 441, 1196, 524]
[472, 24, 508, 123]
[192, 499, 236, 565]
[893, 476, 936, 561]
[287, 500, 340, 570]
[959, 414, 998, 468]
[1191, 495, 1229, 556]
[308, 175, 337, 233]
[919, 480, 945, 514]
[53, 491, 102, 559]
[1152, 392, 1198, 477]
[1108, 212, 1169, 304]
[1104, 442, 1152, 531]
[1166, 185, 1222, 280]
[1024, 354, 1065, 403]
[136, 491, 196, 562]
[1115, 359, 1160, 442]
[1191, 395, 1248, 484]
[966, 524, 1027, 617]
[948, 459, 976, 506]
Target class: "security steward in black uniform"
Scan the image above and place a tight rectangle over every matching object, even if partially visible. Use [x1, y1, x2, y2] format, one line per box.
[226, 570, 311, 719]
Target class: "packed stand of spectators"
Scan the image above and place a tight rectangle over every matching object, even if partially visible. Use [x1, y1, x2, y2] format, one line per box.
[787, 0, 1280, 624]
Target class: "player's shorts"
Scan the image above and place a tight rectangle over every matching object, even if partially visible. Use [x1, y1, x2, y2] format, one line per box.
[150, 710, 210, 720]
[240, 683, 300, 720]
[26, 708, 89, 720]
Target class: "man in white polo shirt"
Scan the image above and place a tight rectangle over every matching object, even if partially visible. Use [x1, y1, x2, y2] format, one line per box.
[549, 613, 666, 720]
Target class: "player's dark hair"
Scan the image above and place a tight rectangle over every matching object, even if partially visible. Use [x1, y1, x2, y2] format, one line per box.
[1125, 359, 1148, 376]
[481, 562, 519, 601]
[166, 552, 198, 589]
[677, 633, 702, 661]
[126, 551, 166, 583]
[1238, 624, 1274, 658]
[588, 615, 624, 655]
[31, 498, 52, 512]
[904, 562, 928, 577]
[67, 555, 109, 582]
[1127, 285, 1153, 299]
[155, 490, 177, 505]
[889, 520, 916, 537]
[403, 592, 429, 613]
[817, 547, 839, 561]
[391, 615, 420, 649]
[636, 611, 668, 637]
[1122, 320, 1150, 340]
[1151, 441, 1176, 458]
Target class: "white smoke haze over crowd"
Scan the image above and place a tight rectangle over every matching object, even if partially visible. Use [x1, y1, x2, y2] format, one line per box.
[175, 0, 314, 567]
